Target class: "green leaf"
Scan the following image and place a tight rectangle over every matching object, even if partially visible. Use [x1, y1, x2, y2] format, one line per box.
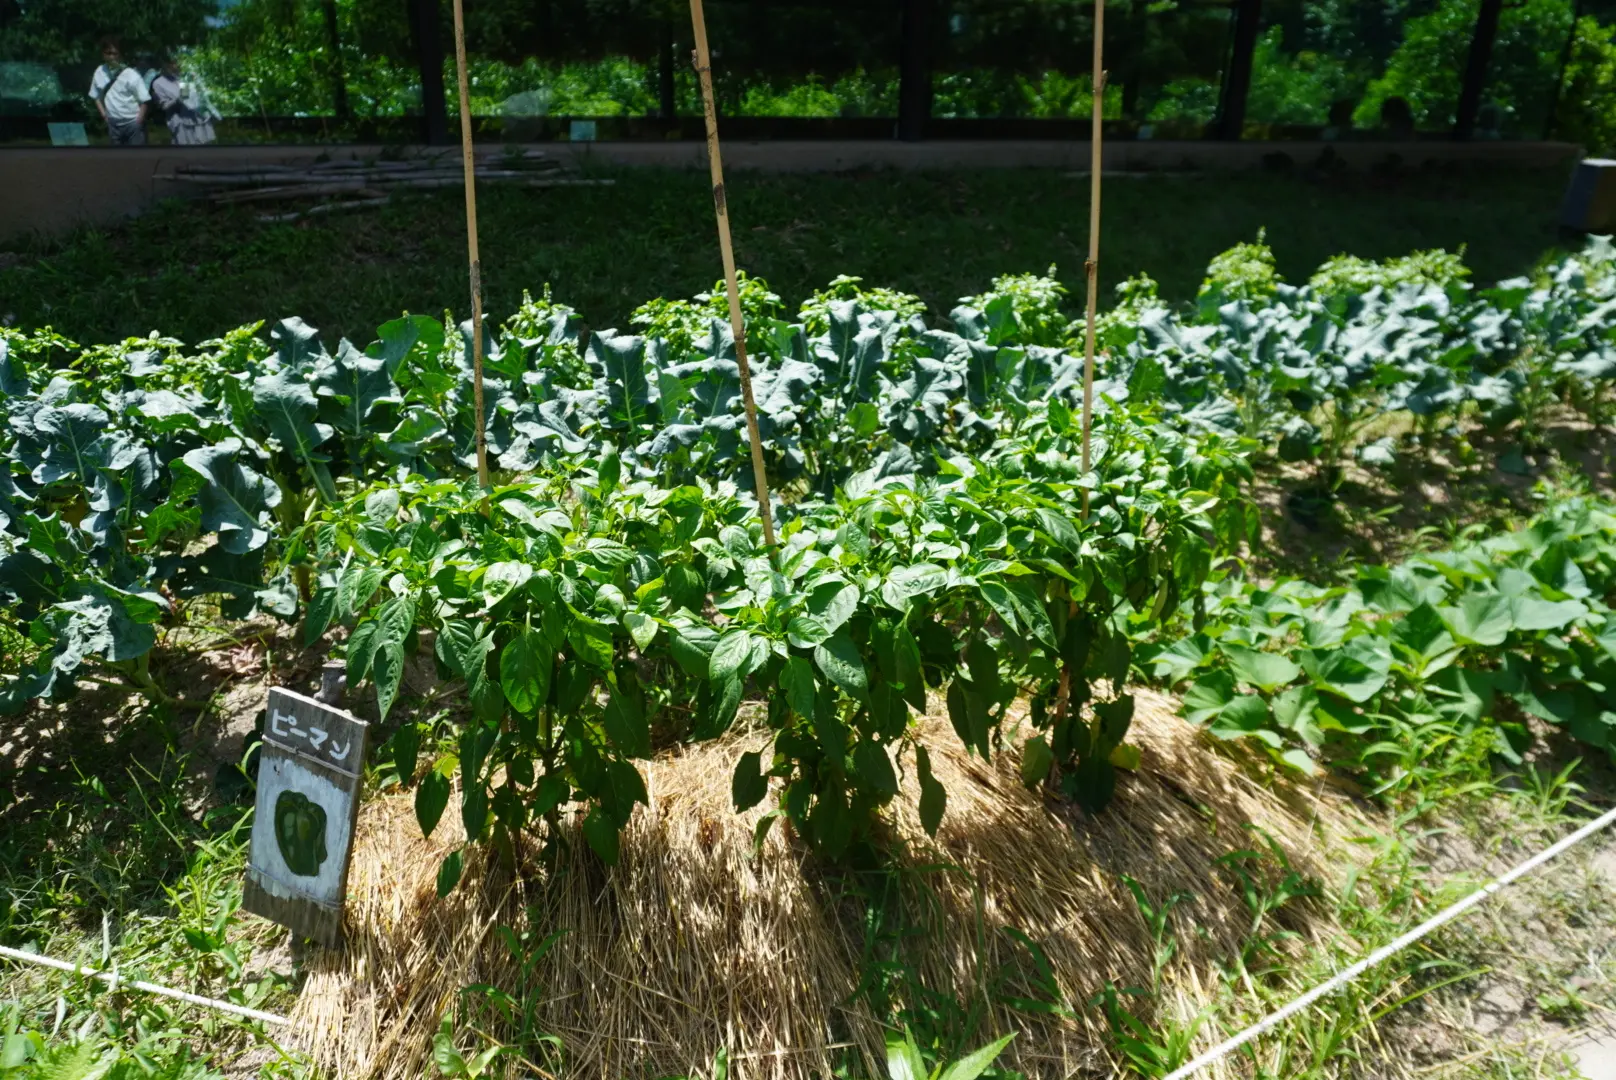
[500, 628, 552, 715]
[567, 616, 616, 670]
[732, 749, 768, 811]
[916, 746, 946, 835]
[885, 1030, 927, 1080]
[597, 445, 622, 494]
[1439, 592, 1513, 647]
[392, 723, 421, 783]
[1509, 595, 1588, 633]
[937, 1033, 1016, 1080]
[304, 585, 338, 645]
[815, 633, 869, 697]
[1143, 633, 1212, 683]
[807, 581, 860, 632]
[669, 623, 718, 676]
[1033, 508, 1081, 555]
[1272, 684, 1319, 737]
[582, 805, 621, 864]
[1182, 670, 1236, 724]
[1207, 694, 1271, 741]
[710, 629, 768, 683]
[252, 369, 336, 498]
[1004, 578, 1057, 649]
[1279, 748, 1319, 775]
[710, 673, 744, 736]
[1020, 734, 1053, 789]
[436, 849, 463, 897]
[1298, 638, 1391, 704]
[783, 655, 817, 719]
[786, 614, 832, 648]
[371, 595, 416, 721]
[1109, 742, 1142, 770]
[623, 610, 658, 650]
[603, 677, 650, 758]
[977, 580, 1022, 634]
[852, 740, 899, 800]
[177, 440, 282, 554]
[1221, 644, 1301, 692]
[893, 622, 926, 712]
[1392, 602, 1458, 673]
[319, 340, 401, 442]
[880, 563, 948, 611]
[416, 769, 450, 837]
[481, 561, 533, 608]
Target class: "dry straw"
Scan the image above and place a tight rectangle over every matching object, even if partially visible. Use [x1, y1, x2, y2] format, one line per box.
[291, 692, 1363, 1080]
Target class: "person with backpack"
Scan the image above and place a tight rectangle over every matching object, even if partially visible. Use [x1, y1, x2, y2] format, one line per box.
[151, 55, 218, 145]
[88, 37, 150, 146]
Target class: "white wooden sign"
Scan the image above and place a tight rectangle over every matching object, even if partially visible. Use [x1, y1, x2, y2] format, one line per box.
[242, 686, 367, 946]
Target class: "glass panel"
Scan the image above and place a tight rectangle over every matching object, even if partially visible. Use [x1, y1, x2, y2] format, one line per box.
[1247, 0, 1580, 137]
[0, 0, 424, 145]
[933, 0, 1229, 135]
[451, 0, 901, 130]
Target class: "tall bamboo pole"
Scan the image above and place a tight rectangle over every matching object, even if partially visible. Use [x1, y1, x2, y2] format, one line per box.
[451, 0, 489, 489]
[1079, 0, 1105, 518]
[688, 0, 778, 553]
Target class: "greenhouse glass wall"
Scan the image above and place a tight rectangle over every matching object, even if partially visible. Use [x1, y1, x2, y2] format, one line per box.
[1, 0, 1614, 149]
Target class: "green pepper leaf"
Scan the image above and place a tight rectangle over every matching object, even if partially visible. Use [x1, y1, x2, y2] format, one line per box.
[732, 749, 768, 811]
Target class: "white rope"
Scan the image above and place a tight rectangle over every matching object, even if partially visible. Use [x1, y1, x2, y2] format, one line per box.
[0, 944, 293, 1027]
[1162, 802, 1616, 1080]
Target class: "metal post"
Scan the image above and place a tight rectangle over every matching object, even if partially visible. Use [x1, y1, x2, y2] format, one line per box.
[1215, 0, 1261, 141]
[898, 0, 932, 141]
[1544, 0, 1583, 140]
[660, 17, 678, 120]
[408, 0, 450, 144]
[1455, 0, 1504, 139]
[322, 0, 351, 119]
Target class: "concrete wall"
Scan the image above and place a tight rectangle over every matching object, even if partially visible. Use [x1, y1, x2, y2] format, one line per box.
[0, 138, 1583, 245]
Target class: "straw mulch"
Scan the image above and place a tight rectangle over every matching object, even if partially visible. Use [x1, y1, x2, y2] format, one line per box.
[290, 690, 1367, 1080]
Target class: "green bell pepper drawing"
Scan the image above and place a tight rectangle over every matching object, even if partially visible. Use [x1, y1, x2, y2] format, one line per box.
[274, 790, 329, 877]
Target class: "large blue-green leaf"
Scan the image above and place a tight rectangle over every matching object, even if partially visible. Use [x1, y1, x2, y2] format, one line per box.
[589, 331, 659, 433]
[315, 339, 401, 444]
[1297, 637, 1391, 703]
[1439, 592, 1513, 647]
[30, 403, 108, 486]
[252, 369, 336, 498]
[176, 440, 282, 554]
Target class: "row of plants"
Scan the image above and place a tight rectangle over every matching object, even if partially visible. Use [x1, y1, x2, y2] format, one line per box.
[7, 235, 1616, 872]
[1063, 236, 1616, 478]
[0, 270, 1249, 872]
[1148, 492, 1616, 786]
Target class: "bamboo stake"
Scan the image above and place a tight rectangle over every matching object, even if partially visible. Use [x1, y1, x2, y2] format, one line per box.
[1079, 0, 1105, 519]
[451, 0, 489, 489]
[688, 0, 778, 553]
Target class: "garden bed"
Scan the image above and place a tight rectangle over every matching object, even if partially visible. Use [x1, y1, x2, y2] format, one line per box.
[293, 694, 1362, 1080]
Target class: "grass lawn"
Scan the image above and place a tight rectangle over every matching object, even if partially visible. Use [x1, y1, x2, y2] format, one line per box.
[0, 162, 1577, 346]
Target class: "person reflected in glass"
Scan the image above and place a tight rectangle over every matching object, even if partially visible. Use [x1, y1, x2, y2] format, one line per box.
[1379, 96, 1415, 140]
[89, 37, 151, 146]
[152, 56, 218, 146]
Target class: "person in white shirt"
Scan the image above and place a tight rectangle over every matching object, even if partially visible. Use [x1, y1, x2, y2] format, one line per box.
[151, 56, 218, 146]
[88, 38, 150, 146]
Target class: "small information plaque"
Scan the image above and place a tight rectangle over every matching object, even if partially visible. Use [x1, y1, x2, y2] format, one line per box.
[242, 687, 367, 946]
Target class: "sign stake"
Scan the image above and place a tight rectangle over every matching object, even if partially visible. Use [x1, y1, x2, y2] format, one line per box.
[1079, 0, 1105, 520]
[451, 0, 489, 490]
[688, 0, 778, 553]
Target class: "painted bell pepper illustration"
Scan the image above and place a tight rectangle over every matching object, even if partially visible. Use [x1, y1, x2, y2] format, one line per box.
[274, 790, 329, 877]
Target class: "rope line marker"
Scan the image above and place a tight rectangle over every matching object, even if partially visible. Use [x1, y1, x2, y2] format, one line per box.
[0, 944, 294, 1028]
[1162, 802, 1616, 1080]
